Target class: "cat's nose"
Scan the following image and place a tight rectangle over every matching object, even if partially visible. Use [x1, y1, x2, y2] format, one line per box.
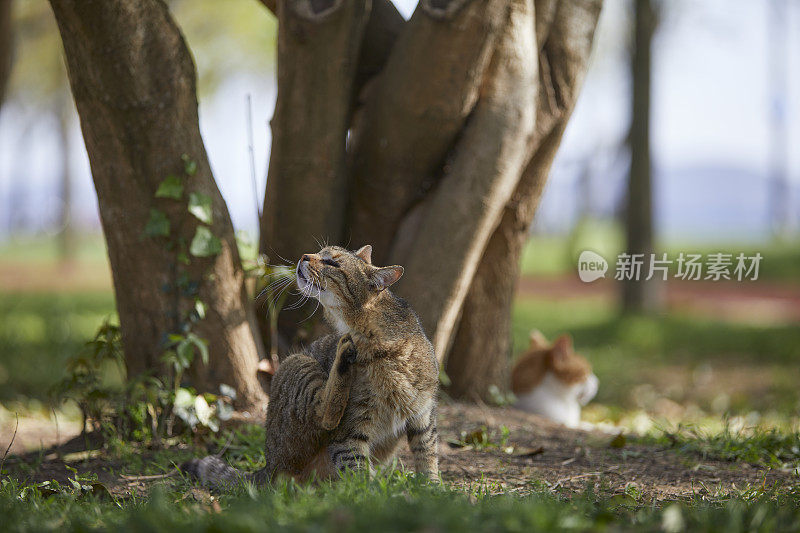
[301, 254, 311, 263]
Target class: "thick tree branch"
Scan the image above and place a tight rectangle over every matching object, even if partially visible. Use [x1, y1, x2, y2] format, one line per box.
[351, 0, 404, 113]
[258, 0, 370, 347]
[255, 0, 403, 118]
[347, 0, 508, 264]
[260, 0, 369, 261]
[531, 0, 603, 146]
[394, 0, 538, 362]
[447, 0, 603, 398]
[0, 0, 12, 104]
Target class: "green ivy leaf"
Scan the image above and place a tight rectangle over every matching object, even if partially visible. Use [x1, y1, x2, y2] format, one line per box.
[186, 333, 209, 365]
[189, 226, 221, 257]
[194, 299, 207, 320]
[188, 192, 213, 224]
[154, 175, 183, 199]
[182, 153, 198, 176]
[143, 209, 170, 238]
[176, 340, 195, 369]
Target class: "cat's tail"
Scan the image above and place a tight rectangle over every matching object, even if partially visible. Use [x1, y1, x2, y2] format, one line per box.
[181, 456, 259, 491]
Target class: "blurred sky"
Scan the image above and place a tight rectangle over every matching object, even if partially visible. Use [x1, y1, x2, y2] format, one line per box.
[0, 0, 798, 243]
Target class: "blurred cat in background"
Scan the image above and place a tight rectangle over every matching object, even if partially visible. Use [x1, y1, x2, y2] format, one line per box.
[510, 331, 598, 428]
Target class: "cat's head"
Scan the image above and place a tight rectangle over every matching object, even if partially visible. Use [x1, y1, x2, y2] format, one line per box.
[296, 244, 403, 317]
[512, 331, 598, 405]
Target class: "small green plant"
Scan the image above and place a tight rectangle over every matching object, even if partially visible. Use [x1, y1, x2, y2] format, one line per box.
[50, 320, 126, 437]
[52, 320, 236, 447]
[450, 425, 513, 453]
[52, 154, 239, 447]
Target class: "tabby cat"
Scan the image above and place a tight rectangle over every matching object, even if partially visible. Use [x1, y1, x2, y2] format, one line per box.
[182, 245, 439, 488]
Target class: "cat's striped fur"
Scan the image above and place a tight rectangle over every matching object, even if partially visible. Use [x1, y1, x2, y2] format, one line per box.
[182, 245, 439, 488]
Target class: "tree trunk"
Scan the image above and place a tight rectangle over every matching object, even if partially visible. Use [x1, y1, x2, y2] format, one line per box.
[622, 0, 660, 313]
[391, 0, 537, 362]
[253, 0, 603, 399]
[258, 0, 370, 350]
[56, 90, 76, 263]
[0, 0, 12, 104]
[49, 0, 267, 411]
[446, 0, 603, 399]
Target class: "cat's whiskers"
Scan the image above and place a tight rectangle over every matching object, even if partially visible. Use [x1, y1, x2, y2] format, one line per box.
[257, 271, 293, 296]
[284, 287, 311, 310]
[261, 273, 293, 294]
[265, 279, 294, 311]
[299, 282, 323, 323]
[254, 264, 294, 302]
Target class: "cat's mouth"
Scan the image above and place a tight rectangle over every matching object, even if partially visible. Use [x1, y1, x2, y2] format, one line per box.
[296, 260, 319, 296]
[296, 260, 309, 291]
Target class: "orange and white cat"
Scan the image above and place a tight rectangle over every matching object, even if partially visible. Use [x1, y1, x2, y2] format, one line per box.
[510, 331, 598, 428]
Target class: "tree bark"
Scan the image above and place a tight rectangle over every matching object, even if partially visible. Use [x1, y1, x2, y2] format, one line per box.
[446, 0, 603, 399]
[622, 0, 660, 313]
[350, 0, 403, 115]
[393, 0, 537, 362]
[258, 0, 370, 349]
[0, 0, 12, 104]
[348, 0, 508, 265]
[254, 0, 403, 116]
[49, 0, 267, 410]
[56, 89, 76, 263]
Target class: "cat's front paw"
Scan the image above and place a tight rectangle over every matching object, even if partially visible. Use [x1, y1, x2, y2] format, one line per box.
[336, 334, 357, 374]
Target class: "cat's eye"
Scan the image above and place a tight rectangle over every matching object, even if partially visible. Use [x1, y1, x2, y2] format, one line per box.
[322, 258, 340, 268]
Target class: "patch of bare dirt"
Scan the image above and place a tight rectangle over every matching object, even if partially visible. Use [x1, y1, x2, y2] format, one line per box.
[0, 262, 112, 292]
[0, 409, 83, 455]
[417, 403, 797, 501]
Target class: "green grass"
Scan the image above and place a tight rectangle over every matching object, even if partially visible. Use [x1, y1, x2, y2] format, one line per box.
[640, 424, 800, 469]
[511, 298, 800, 365]
[521, 220, 800, 283]
[2, 439, 800, 533]
[0, 291, 116, 402]
[2, 477, 799, 532]
[3, 423, 800, 532]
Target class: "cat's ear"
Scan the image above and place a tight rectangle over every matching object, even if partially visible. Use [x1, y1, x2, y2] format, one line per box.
[371, 265, 403, 291]
[529, 330, 549, 350]
[551, 334, 573, 359]
[354, 245, 373, 264]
